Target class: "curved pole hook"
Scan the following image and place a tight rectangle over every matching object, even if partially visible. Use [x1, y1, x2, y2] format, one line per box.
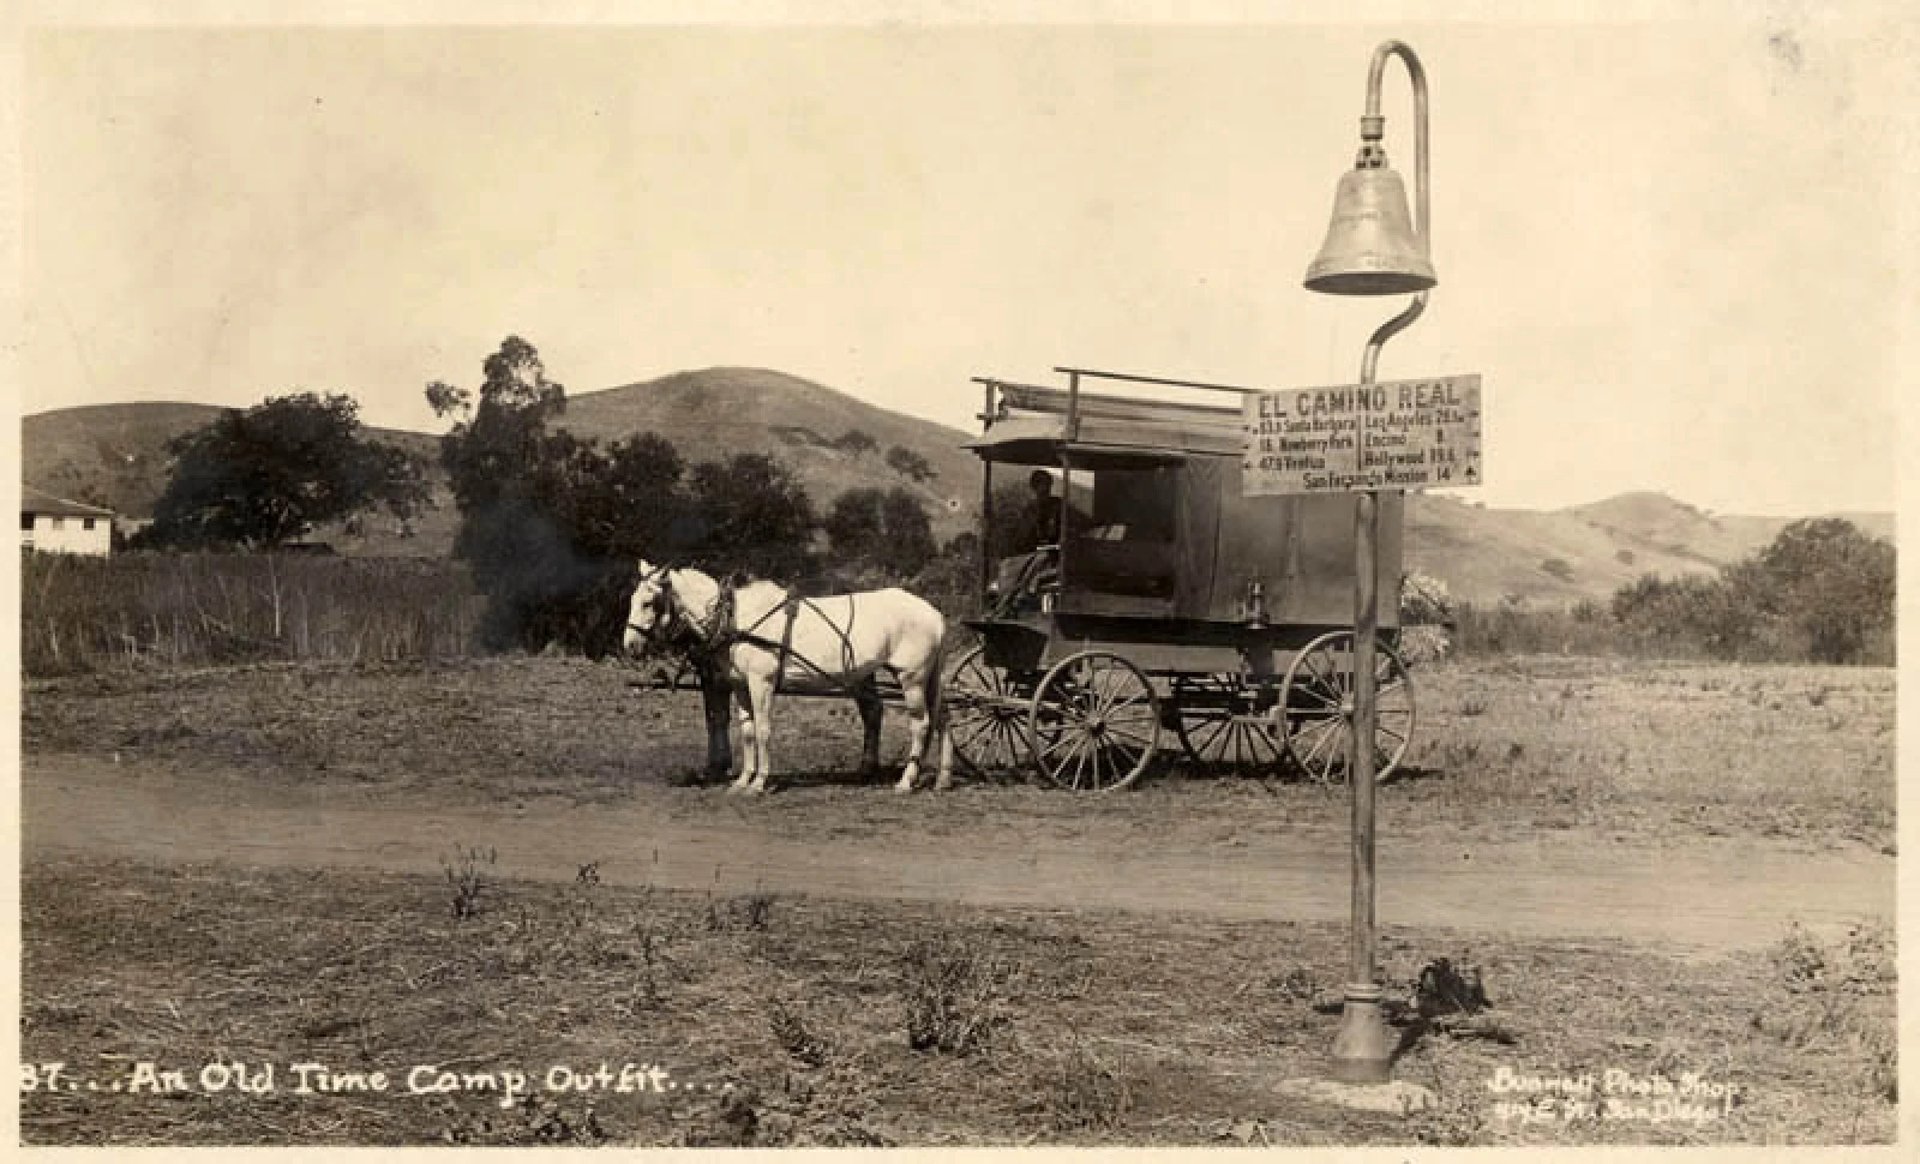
[1359, 40, 1431, 382]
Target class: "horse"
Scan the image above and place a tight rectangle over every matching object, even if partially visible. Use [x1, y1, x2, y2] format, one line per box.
[622, 560, 952, 794]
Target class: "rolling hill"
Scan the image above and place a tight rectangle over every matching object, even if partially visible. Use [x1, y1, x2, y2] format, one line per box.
[20, 401, 454, 556]
[23, 401, 228, 519]
[22, 370, 1893, 607]
[1406, 494, 1717, 608]
[555, 367, 981, 541]
[20, 369, 982, 557]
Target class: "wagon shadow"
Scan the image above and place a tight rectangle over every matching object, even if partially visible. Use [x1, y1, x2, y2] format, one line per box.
[675, 765, 927, 794]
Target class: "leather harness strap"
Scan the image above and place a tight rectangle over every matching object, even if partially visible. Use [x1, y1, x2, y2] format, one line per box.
[637, 568, 866, 700]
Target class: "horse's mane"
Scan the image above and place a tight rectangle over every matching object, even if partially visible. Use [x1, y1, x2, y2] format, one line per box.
[664, 567, 789, 614]
[731, 578, 790, 602]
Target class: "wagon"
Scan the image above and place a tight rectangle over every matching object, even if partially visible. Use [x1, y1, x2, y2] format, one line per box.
[946, 366, 1413, 791]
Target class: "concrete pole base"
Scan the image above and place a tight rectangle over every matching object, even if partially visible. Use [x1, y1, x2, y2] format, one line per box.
[1328, 982, 1395, 1083]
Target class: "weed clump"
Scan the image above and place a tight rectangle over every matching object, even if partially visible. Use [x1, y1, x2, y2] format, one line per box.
[440, 1094, 608, 1145]
[901, 931, 1015, 1055]
[770, 999, 832, 1067]
[708, 890, 776, 933]
[1754, 922, 1895, 1101]
[442, 844, 497, 920]
[1028, 1036, 1136, 1131]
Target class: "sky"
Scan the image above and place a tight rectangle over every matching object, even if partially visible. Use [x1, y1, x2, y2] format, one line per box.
[15, 4, 1914, 517]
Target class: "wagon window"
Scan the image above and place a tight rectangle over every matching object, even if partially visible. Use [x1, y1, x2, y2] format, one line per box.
[1056, 463, 1180, 602]
[1084, 465, 1177, 542]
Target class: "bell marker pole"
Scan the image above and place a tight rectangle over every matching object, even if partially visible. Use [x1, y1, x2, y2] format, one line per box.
[1303, 38, 1433, 1085]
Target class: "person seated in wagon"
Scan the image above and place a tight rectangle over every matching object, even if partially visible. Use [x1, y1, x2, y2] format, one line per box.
[991, 469, 1070, 614]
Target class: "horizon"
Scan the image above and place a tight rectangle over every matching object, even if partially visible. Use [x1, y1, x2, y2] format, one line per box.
[19, 371, 1894, 524]
[16, 12, 1907, 518]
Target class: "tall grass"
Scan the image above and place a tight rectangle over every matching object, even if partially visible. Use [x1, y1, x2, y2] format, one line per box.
[1451, 602, 1664, 660]
[20, 552, 482, 676]
[1451, 600, 1896, 665]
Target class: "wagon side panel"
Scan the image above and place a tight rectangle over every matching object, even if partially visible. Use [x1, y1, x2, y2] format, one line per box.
[1207, 478, 1404, 630]
[1173, 458, 1222, 617]
[1204, 466, 1295, 622]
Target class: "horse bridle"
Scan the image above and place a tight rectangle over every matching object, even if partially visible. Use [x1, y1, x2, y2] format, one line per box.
[627, 565, 678, 644]
[629, 565, 733, 653]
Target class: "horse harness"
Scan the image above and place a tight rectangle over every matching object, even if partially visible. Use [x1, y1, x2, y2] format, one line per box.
[637, 568, 863, 697]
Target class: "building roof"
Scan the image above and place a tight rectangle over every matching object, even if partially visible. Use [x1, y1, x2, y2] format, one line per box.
[22, 486, 117, 518]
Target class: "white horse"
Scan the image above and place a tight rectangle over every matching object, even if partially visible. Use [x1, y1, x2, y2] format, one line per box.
[623, 561, 952, 794]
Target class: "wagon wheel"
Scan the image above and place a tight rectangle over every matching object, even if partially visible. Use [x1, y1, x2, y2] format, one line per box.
[1028, 651, 1160, 791]
[1281, 631, 1414, 785]
[1171, 677, 1286, 776]
[943, 644, 1034, 777]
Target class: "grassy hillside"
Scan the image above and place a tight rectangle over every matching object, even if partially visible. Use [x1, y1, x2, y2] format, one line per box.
[553, 367, 980, 542]
[1405, 494, 1725, 608]
[21, 369, 982, 555]
[20, 401, 454, 557]
[21, 402, 228, 518]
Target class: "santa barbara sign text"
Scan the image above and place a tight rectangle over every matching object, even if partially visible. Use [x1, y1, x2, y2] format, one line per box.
[1242, 374, 1482, 496]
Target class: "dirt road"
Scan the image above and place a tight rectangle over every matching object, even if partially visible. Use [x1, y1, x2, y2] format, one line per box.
[24, 752, 1890, 958]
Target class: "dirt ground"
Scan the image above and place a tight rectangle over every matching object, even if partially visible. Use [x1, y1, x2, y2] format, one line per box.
[21, 748, 1891, 957]
[17, 653, 1900, 1145]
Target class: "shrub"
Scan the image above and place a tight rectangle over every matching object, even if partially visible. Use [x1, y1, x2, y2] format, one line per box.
[831, 428, 878, 456]
[1397, 571, 1456, 663]
[441, 844, 497, 921]
[1754, 922, 1896, 1101]
[1028, 1037, 1136, 1131]
[884, 446, 936, 484]
[1600, 520, 1895, 665]
[769, 1000, 832, 1067]
[901, 931, 1014, 1055]
[824, 487, 936, 581]
[1399, 570, 1455, 627]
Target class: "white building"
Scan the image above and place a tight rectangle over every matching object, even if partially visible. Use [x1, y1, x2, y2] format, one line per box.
[22, 486, 115, 555]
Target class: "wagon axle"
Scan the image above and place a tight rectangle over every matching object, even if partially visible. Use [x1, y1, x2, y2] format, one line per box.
[945, 633, 1413, 791]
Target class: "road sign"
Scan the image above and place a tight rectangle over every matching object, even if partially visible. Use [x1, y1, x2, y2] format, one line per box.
[1243, 374, 1481, 495]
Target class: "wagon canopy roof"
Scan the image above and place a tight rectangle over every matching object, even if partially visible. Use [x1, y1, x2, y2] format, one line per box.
[966, 382, 1245, 463]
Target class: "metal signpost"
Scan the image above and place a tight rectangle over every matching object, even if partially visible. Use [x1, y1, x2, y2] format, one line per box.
[1255, 38, 1482, 1086]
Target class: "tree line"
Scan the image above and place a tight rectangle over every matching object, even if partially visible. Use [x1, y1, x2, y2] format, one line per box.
[128, 336, 1893, 667]
[136, 337, 963, 654]
[1604, 517, 1894, 665]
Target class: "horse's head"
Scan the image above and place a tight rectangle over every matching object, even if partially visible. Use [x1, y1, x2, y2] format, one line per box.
[623, 559, 678, 656]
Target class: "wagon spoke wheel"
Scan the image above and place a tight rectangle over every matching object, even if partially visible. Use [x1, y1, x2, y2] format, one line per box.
[944, 645, 1034, 777]
[1029, 651, 1159, 792]
[1172, 680, 1286, 776]
[1282, 631, 1415, 785]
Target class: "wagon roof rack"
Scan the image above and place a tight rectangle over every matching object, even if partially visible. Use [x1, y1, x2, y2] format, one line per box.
[968, 365, 1258, 462]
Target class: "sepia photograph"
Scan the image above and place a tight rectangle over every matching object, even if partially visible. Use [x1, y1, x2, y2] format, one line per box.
[12, 1, 1907, 1151]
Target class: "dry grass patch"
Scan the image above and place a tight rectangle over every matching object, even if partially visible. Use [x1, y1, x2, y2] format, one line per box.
[20, 857, 1895, 1147]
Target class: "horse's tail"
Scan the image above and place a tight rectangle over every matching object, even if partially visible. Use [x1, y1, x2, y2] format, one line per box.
[924, 623, 949, 738]
[910, 606, 948, 779]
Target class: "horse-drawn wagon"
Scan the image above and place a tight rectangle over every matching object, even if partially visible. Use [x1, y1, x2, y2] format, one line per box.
[947, 366, 1414, 791]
